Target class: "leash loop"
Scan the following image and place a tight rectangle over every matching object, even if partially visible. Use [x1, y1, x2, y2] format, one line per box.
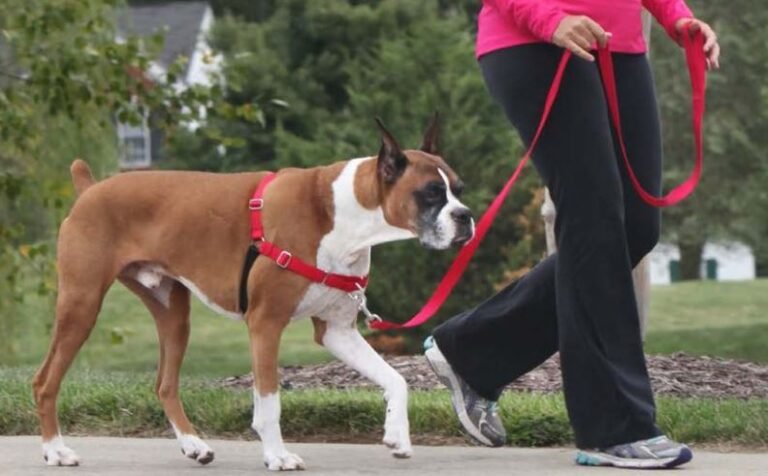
[597, 25, 706, 207]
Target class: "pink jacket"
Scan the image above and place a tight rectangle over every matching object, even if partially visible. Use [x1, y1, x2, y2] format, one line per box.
[477, 0, 693, 58]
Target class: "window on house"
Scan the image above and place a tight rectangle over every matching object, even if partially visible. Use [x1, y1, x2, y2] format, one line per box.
[117, 115, 152, 169]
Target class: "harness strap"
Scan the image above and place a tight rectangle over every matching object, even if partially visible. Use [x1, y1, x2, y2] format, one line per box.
[238, 244, 260, 313]
[249, 173, 275, 241]
[239, 172, 369, 312]
[258, 241, 369, 292]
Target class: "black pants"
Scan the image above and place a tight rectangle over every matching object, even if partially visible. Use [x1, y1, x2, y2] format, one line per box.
[433, 44, 663, 449]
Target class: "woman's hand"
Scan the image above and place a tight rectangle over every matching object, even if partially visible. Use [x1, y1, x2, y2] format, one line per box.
[552, 15, 611, 62]
[675, 18, 720, 70]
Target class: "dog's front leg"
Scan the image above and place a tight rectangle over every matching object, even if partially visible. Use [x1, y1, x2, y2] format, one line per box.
[248, 315, 305, 471]
[320, 319, 413, 458]
[251, 390, 305, 470]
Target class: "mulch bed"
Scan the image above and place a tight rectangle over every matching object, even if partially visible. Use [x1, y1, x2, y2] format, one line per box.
[222, 352, 768, 399]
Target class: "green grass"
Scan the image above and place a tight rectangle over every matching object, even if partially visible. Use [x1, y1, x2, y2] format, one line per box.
[4, 280, 767, 445]
[10, 284, 332, 377]
[1, 368, 766, 446]
[6, 278, 768, 380]
[646, 279, 768, 362]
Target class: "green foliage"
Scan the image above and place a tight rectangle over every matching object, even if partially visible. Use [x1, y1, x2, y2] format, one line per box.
[0, 0, 260, 149]
[0, 0, 259, 363]
[652, 0, 768, 275]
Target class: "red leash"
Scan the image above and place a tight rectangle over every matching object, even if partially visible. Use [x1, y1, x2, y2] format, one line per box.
[370, 32, 707, 331]
[598, 29, 706, 207]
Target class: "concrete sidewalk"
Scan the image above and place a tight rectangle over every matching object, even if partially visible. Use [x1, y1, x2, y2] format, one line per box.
[1, 436, 765, 475]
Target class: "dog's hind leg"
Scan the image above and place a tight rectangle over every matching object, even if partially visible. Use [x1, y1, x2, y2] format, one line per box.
[315, 317, 413, 458]
[120, 276, 214, 465]
[247, 309, 305, 471]
[33, 233, 114, 466]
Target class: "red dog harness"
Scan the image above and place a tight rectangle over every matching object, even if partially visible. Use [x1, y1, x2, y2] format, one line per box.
[248, 172, 369, 293]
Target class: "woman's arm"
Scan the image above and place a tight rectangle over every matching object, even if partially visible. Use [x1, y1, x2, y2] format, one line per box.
[489, 1, 609, 62]
[642, 0, 693, 38]
[643, 0, 720, 69]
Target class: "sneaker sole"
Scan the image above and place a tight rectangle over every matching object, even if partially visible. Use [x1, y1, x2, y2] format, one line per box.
[424, 346, 495, 447]
[575, 447, 693, 469]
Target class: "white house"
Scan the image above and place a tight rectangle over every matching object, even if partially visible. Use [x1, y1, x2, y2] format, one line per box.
[649, 241, 756, 285]
[116, 1, 220, 170]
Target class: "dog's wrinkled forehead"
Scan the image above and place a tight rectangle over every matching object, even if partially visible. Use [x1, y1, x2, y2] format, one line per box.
[403, 150, 464, 193]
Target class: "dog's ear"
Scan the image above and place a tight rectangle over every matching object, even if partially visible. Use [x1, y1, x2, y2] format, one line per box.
[375, 117, 408, 184]
[420, 111, 440, 155]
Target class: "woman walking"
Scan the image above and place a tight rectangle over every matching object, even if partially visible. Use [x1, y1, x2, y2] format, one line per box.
[424, 0, 719, 469]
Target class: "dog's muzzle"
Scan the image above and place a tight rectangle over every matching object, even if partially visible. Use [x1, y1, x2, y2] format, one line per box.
[451, 208, 474, 246]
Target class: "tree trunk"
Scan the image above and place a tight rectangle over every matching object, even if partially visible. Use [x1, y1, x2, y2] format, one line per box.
[679, 240, 704, 280]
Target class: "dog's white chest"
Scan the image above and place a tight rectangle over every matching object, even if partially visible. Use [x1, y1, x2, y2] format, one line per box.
[291, 249, 369, 321]
[291, 158, 411, 322]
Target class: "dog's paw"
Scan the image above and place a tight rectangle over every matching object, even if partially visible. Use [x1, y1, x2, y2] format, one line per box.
[179, 434, 215, 465]
[383, 426, 413, 459]
[42, 437, 80, 466]
[264, 451, 306, 471]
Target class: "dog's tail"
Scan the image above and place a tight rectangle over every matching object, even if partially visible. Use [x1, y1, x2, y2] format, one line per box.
[70, 159, 95, 197]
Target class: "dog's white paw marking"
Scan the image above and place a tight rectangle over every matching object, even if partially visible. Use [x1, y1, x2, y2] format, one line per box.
[264, 451, 305, 471]
[178, 434, 215, 465]
[42, 436, 80, 466]
[383, 424, 413, 459]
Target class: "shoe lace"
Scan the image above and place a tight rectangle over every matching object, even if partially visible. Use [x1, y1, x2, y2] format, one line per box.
[473, 399, 498, 415]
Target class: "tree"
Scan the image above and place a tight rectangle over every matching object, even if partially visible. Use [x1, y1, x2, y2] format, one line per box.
[0, 0, 256, 363]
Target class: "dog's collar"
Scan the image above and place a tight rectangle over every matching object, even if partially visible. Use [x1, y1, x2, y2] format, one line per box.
[248, 172, 370, 294]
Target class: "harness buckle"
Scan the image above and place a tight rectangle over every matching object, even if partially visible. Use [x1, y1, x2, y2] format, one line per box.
[249, 198, 264, 210]
[275, 250, 292, 268]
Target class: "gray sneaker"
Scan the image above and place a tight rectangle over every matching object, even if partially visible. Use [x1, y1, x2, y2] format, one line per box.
[423, 336, 506, 447]
[576, 435, 693, 469]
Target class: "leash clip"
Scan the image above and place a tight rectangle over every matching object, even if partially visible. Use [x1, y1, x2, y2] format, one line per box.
[348, 284, 382, 327]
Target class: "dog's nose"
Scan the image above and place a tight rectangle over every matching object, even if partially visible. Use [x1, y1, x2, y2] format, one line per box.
[451, 208, 473, 224]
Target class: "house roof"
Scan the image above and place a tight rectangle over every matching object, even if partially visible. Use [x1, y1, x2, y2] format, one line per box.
[117, 1, 210, 74]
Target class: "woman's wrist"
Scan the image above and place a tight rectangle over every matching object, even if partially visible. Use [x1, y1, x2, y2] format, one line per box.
[673, 17, 721, 70]
[552, 15, 610, 62]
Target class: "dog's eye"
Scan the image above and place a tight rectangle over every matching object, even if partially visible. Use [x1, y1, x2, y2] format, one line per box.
[425, 182, 445, 200]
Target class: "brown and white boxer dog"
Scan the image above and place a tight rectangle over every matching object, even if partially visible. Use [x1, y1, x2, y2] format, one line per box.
[32, 116, 474, 470]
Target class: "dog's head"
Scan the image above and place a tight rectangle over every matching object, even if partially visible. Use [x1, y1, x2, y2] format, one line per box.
[373, 115, 474, 250]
